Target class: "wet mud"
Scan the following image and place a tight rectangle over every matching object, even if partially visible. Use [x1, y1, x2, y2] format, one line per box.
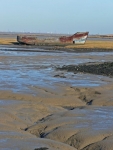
[1, 46, 113, 149]
[26, 106, 113, 150]
[1, 44, 113, 53]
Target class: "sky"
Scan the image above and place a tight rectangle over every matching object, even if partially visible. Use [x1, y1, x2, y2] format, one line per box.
[0, 0, 113, 34]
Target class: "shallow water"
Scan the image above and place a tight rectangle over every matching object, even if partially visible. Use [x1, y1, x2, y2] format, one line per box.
[0, 47, 113, 93]
[0, 100, 21, 105]
[72, 106, 113, 130]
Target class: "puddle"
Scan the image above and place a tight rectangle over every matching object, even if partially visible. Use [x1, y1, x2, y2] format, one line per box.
[0, 47, 113, 93]
[0, 100, 21, 106]
[72, 106, 113, 130]
[0, 139, 7, 143]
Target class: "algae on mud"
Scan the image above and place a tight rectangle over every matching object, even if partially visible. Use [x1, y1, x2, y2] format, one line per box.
[57, 62, 113, 77]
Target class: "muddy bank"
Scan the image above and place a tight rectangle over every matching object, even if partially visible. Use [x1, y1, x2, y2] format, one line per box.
[1, 44, 113, 53]
[26, 106, 113, 150]
[1, 82, 113, 149]
[57, 61, 113, 77]
[39, 47, 113, 53]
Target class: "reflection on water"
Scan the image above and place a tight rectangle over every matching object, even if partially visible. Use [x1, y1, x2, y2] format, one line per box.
[0, 47, 113, 93]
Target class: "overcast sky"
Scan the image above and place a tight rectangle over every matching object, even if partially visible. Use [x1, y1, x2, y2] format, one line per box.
[0, 0, 113, 34]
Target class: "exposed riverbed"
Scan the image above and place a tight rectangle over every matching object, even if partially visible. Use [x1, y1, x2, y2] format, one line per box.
[1, 46, 113, 150]
[1, 47, 113, 93]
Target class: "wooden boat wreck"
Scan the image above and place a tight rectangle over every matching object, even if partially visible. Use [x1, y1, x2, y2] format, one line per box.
[17, 32, 89, 45]
[59, 32, 89, 44]
[17, 35, 37, 45]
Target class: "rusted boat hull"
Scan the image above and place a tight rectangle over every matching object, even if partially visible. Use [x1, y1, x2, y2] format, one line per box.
[17, 32, 89, 45]
[59, 32, 89, 44]
[17, 35, 37, 45]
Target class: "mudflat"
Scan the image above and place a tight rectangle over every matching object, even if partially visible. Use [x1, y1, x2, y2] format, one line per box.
[1, 35, 113, 150]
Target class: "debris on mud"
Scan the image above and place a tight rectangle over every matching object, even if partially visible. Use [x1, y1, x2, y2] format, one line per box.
[34, 148, 48, 150]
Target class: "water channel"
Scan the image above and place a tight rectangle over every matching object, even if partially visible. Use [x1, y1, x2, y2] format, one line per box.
[0, 47, 113, 93]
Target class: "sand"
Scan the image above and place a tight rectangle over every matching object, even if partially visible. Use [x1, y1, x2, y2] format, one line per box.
[1, 35, 113, 150]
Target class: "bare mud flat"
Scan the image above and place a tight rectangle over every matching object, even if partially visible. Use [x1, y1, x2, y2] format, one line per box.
[1, 46, 113, 150]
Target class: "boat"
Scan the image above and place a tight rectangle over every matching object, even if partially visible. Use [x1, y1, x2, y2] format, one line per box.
[59, 32, 89, 44]
[17, 35, 37, 45]
[17, 32, 89, 45]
